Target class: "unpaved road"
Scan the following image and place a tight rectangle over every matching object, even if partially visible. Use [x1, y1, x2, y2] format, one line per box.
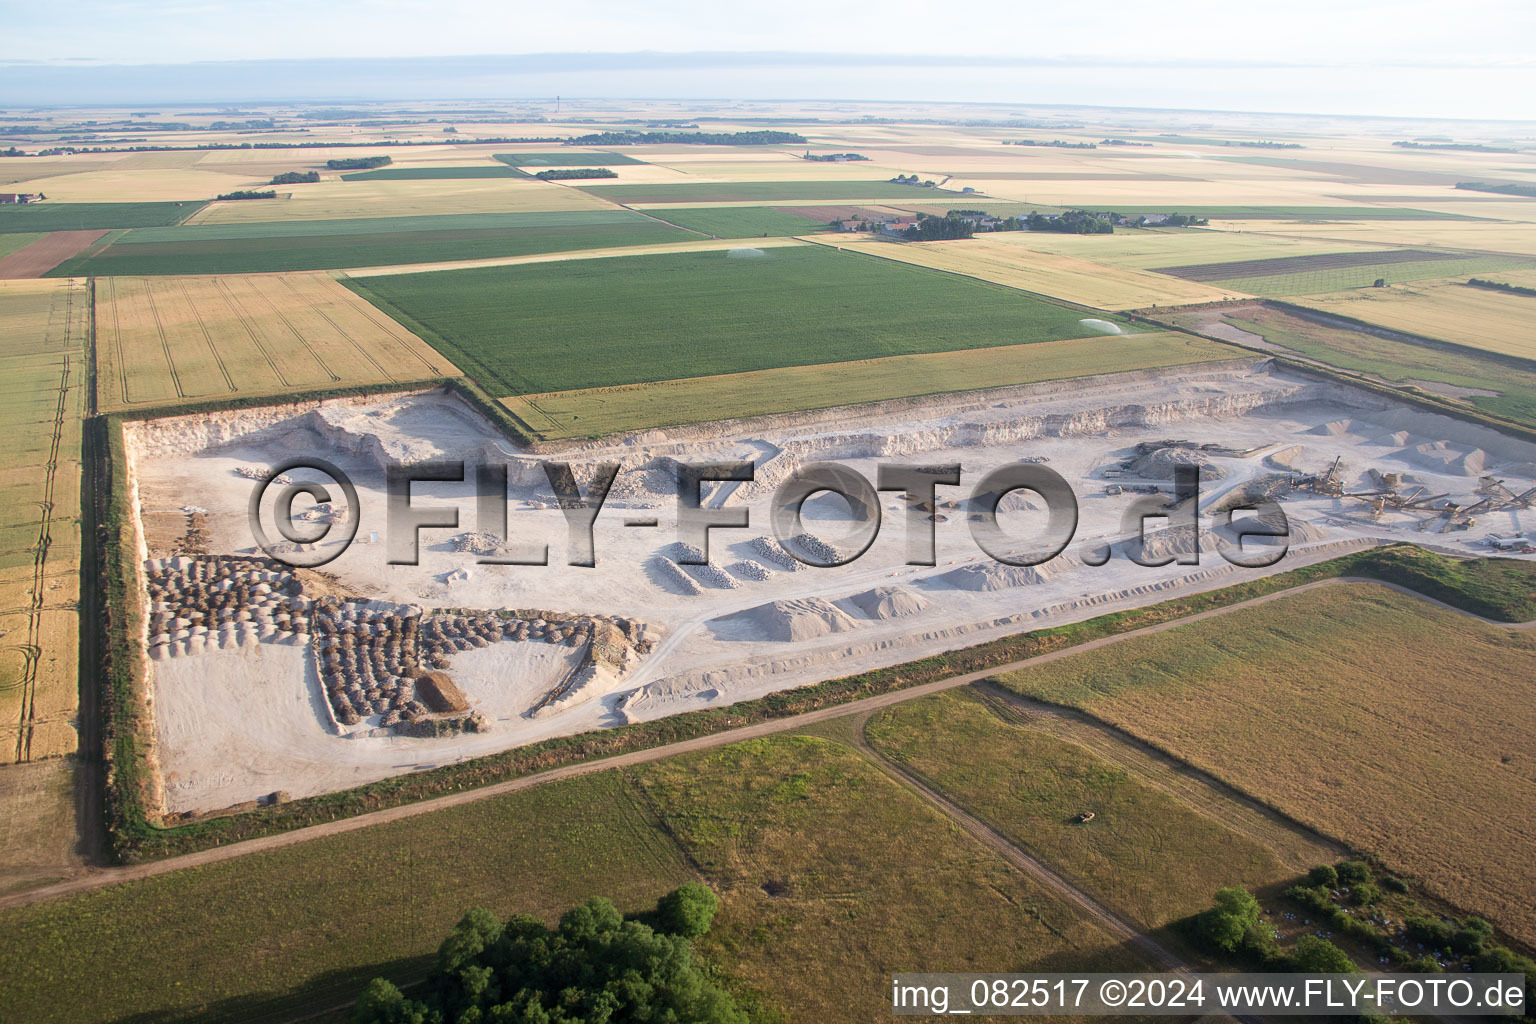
[4, 575, 1529, 914]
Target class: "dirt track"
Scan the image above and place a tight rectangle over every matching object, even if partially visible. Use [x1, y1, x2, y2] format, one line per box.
[0, 230, 105, 278]
[3, 575, 1530, 914]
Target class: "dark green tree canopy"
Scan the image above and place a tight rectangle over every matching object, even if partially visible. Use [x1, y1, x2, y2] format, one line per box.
[354, 887, 745, 1024]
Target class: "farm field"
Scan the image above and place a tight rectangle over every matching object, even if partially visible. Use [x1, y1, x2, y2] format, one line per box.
[0, 202, 206, 233]
[578, 180, 978, 203]
[0, 230, 109, 279]
[821, 235, 1245, 309]
[0, 232, 44, 258]
[342, 235, 809, 277]
[1297, 279, 1536, 360]
[93, 273, 459, 411]
[339, 165, 524, 180]
[0, 735, 1140, 1023]
[0, 279, 86, 769]
[349, 245, 1141, 395]
[961, 228, 1376, 271]
[0, 168, 263, 202]
[184, 177, 616, 224]
[500, 331, 1237, 438]
[864, 689, 1320, 933]
[493, 151, 645, 167]
[1161, 303, 1536, 428]
[1208, 219, 1536, 257]
[1203, 254, 1536, 297]
[993, 582, 1536, 946]
[647, 205, 835, 237]
[50, 209, 697, 275]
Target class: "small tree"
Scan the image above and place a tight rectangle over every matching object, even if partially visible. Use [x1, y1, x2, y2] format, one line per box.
[1308, 865, 1339, 888]
[1337, 861, 1372, 885]
[656, 881, 720, 939]
[1292, 934, 1356, 973]
[1452, 917, 1493, 956]
[1195, 887, 1262, 953]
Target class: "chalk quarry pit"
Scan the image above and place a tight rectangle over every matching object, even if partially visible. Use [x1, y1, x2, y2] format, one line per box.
[122, 357, 1536, 814]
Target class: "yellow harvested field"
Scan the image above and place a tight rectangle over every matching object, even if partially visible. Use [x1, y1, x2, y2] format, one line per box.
[969, 176, 1348, 207]
[818, 235, 1247, 309]
[0, 278, 87, 764]
[94, 273, 459, 411]
[1297, 279, 1536, 360]
[637, 159, 909, 181]
[959, 228, 1376, 270]
[501, 331, 1240, 439]
[186, 177, 616, 224]
[343, 235, 809, 277]
[995, 582, 1536, 946]
[0, 168, 262, 202]
[1210, 219, 1536, 257]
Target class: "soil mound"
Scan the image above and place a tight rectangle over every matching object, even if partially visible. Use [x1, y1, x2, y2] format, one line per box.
[715, 597, 858, 642]
[846, 585, 929, 620]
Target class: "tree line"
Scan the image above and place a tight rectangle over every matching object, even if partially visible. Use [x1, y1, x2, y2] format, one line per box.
[532, 168, 618, 180]
[565, 130, 806, 146]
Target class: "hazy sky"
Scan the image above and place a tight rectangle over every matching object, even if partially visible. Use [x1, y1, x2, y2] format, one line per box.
[3, 0, 1534, 119]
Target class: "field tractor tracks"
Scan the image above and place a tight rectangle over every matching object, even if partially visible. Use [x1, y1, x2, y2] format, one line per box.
[844, 709, 1188, 972]
[276, 275, 395, 383]
[176, 278, 238, 394]
[12, 332, 74, 763]
[138, 277, 187, 399]
[248, 278, 339, 383]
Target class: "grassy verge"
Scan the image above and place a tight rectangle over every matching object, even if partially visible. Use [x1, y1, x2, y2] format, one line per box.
[500, 334, 1239, 440]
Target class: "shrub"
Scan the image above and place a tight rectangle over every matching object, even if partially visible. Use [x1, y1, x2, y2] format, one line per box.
[1351, 883, 1382, 906]
[656, 881, 720, 939]
[1291, 935, 1356, 973]
[1337, 860, 1372, 885]
[1452, 917, 1494, 956]
[1405, 915, 1455, 947]
[1308, 865, 1339, 888]
[1380, 875, 1409, 894]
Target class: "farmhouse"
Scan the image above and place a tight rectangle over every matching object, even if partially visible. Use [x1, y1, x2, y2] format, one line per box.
[0, 192, 42, 204]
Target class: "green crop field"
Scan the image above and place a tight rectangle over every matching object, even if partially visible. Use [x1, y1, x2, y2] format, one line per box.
[0, 232, 44, 257]
[339, 165, 525, 180]
[993, 581, 1536, 947]
[1162, 303, 1536, 428]
[865, 690, 1310, 933]
[1211, 255, 1536, 296]
[494, 151, 645, 167]
[0, 736, 1140, 1023]
[0, 202, 207, 233]
[350, 245, 1136, 395]
[649, 205, 835, 237]
[577, 181, 980, 203]
[503, 332, 1235, 439]
[47, 209, 697, 275]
